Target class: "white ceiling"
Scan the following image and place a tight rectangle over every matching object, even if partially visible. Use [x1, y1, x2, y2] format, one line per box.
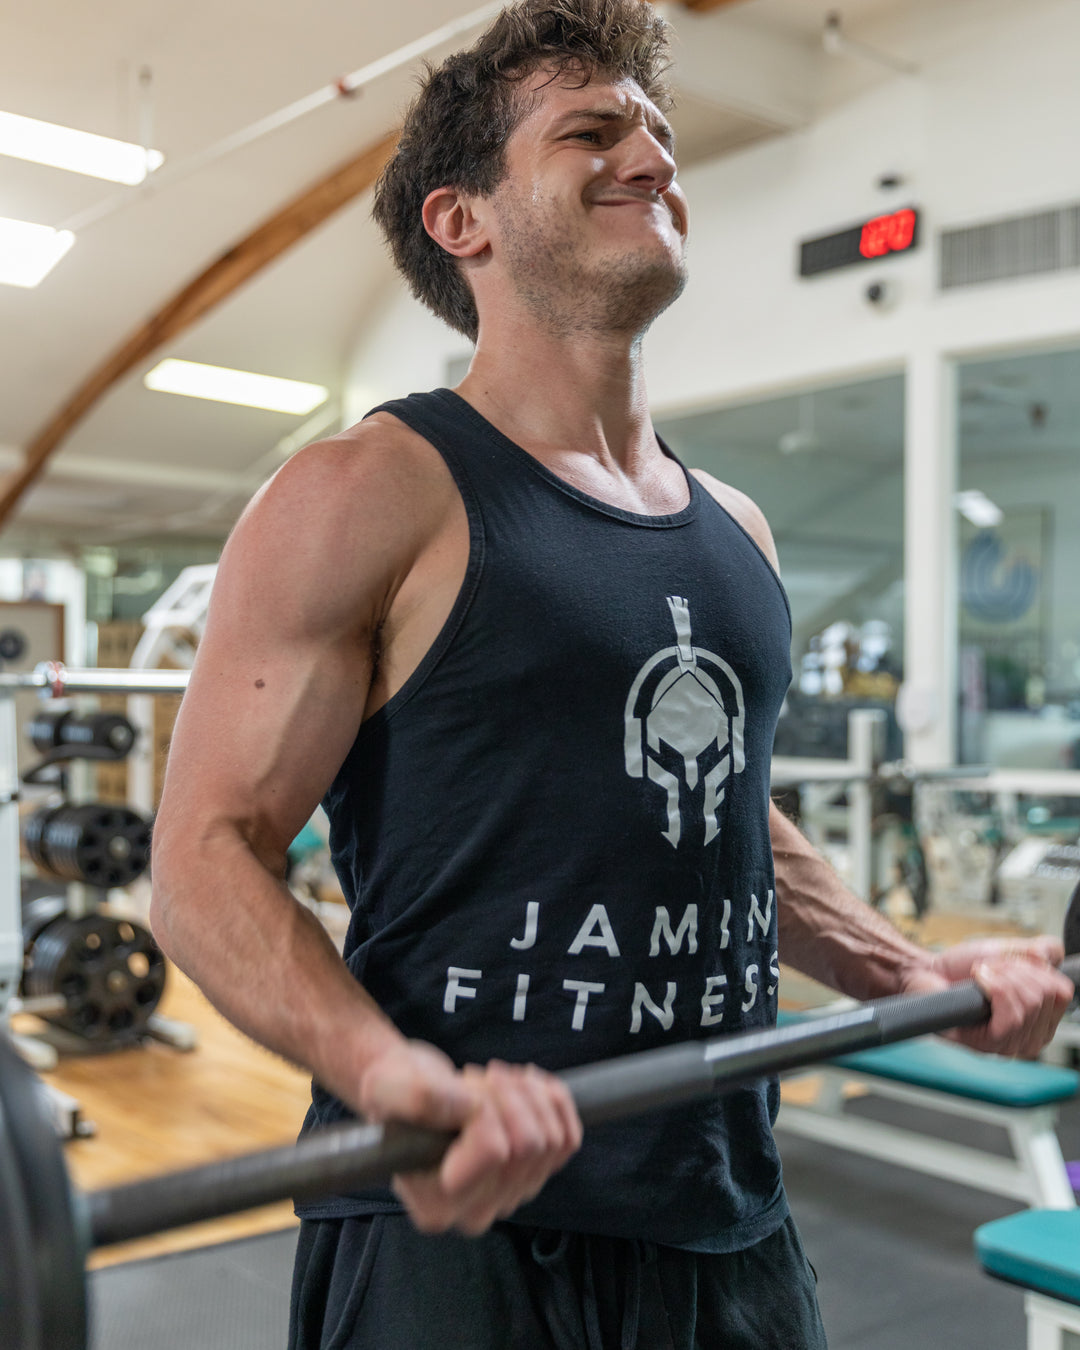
[0, 0, 907, 552]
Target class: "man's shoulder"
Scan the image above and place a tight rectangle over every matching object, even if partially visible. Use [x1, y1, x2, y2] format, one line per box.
[288, 409, 445, 478]
[689, 468, 780, 575]
[218, 410, 463, 609]
[254, 410, 458, 524]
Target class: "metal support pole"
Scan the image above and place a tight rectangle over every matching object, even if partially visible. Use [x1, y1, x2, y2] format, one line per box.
[126, 693, 156, 818]
[902, 351, 957, 768]
[848, 708, 886, 901]
[0, 689, 23, 1017]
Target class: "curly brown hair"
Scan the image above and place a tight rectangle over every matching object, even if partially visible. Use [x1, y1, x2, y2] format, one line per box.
[371, 0, 673, 341]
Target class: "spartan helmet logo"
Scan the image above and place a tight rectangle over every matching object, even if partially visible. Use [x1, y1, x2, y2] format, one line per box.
[624, 596, 746, 848]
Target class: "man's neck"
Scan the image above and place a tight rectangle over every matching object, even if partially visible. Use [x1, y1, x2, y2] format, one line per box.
[457, 316, 657, 472]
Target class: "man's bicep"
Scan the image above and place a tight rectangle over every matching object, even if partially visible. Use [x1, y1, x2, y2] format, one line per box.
[161, 627, 372, 870]
[156, 450, 391, 867]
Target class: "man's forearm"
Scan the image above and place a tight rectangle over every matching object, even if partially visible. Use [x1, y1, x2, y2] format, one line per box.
[150, 833, 402, 1112]
[770, 801, 932, 1002]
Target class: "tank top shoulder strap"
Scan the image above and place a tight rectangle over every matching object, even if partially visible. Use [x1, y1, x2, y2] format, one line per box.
[368, 387, 509, 505]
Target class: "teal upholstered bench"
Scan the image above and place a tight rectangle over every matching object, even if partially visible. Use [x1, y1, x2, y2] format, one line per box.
[775, 1009, 1079, 1209]
[976, 1209, 1080, 1347]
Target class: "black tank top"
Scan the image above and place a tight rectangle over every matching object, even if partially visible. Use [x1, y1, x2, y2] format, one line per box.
[298, 389, 793, 1251]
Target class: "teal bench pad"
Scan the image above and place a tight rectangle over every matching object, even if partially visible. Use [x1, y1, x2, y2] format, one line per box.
[776, 1011, 1079, 1107]
[976, 1210, 1080, 1306]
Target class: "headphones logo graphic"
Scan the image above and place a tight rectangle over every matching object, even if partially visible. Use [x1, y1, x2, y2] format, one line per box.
[623, 596, 746, 848]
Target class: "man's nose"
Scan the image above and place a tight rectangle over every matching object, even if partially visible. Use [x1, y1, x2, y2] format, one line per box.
[615, 126, 677, 191]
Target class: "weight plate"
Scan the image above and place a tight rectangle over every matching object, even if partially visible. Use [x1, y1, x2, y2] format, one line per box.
[23, 805, 152, 890]
[0, 627, 26, 662]
[0, 1090, 41, 1348]
[0, 1034, 87, 1349]
[21, 895, 68, 951]
[64, 805, 151, 890]
[25, 915, 166, 1043]
[25, 711, 70, 755]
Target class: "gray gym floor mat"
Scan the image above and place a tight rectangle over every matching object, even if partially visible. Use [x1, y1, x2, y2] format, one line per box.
[88, 1228, 298, 1350]
[786, 1087, 1080, 1350]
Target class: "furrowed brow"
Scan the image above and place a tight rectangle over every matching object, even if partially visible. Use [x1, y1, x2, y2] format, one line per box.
[554, 107, 676, 151]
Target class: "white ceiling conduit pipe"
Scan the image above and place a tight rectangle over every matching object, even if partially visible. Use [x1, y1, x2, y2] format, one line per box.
[61, 1, 507, 237]
[822, 11, 919, 78]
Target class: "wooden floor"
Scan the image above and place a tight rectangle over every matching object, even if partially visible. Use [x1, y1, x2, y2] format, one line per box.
[17, 966, 312, 1270]
[12, 904, 1031, 1272]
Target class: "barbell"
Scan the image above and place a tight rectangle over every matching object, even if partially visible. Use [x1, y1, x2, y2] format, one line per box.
[4, 924, 1080, 1350]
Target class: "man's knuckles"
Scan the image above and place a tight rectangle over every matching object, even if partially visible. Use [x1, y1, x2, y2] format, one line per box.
[376, 1058, 581, 1237]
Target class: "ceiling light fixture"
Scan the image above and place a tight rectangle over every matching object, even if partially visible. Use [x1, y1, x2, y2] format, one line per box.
[0, 217, 75, 288]
[955, 489, 1004, 529]
[0, 109, 164, 185]
[144, 359, 329, 415]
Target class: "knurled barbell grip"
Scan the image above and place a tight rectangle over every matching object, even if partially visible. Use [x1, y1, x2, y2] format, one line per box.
[82, 955, 1080, 1251]
[84, 1119, 456, 1250]
[868, 951, 1080, 1045]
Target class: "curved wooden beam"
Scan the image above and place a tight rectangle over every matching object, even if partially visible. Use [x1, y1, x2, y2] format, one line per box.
[0, 130, 398, 530]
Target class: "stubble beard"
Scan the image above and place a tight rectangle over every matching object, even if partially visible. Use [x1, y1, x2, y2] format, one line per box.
[499, 207, 688, 341]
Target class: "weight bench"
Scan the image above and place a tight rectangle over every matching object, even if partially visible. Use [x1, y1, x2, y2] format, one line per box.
[976, 1209, 1080, 1348]
[775, 1011, 1079, 1209]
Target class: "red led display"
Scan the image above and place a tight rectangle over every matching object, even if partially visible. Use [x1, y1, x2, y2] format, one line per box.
[799, 207, 920, 277]
[859, 208, 918, 259]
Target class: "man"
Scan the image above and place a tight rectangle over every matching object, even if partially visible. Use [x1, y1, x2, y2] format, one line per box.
[150, 2, 1074, 1346]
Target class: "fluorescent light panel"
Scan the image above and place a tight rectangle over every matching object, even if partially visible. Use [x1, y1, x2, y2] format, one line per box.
[0, 217, 74, 288]
[0, 110, 164, 185]
[144, 360, 329, 415]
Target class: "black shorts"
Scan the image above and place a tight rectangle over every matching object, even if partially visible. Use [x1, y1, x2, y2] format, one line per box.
[288, 1211, 827, 1349]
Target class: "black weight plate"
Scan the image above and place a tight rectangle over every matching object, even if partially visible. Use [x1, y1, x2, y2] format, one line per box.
[25, 916, 166, 1043]
[0, 627, 26, 662]
[66, 807, 151, 889]
[22, 807, 53, 874]
[25, 711, 69, 755]
[0, 1034, 87, 1349]
[0, 1089, 40, 1348]
[25, 805, 151, 889]
[20, 895, 67, 951]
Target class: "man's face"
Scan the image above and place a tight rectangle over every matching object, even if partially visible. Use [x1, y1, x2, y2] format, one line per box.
[481, 68, 689, 338]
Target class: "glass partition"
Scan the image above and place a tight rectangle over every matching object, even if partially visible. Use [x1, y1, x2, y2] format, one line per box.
[83, 538, 222, 625]
[956, 347, 1080, 770]
[656, 374, 905, 759]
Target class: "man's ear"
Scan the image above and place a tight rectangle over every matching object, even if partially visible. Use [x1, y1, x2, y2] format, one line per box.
[422, 187, 489, 258]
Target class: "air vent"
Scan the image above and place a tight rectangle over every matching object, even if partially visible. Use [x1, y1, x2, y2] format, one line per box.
[941, 203, 1080, 289]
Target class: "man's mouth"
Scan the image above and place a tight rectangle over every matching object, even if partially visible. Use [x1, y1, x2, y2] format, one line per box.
[595, 195, 662, 207]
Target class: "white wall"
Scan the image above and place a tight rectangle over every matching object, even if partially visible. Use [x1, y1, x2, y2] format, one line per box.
[343, 274, 470, 425]
[343, 0, 1080, 771]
